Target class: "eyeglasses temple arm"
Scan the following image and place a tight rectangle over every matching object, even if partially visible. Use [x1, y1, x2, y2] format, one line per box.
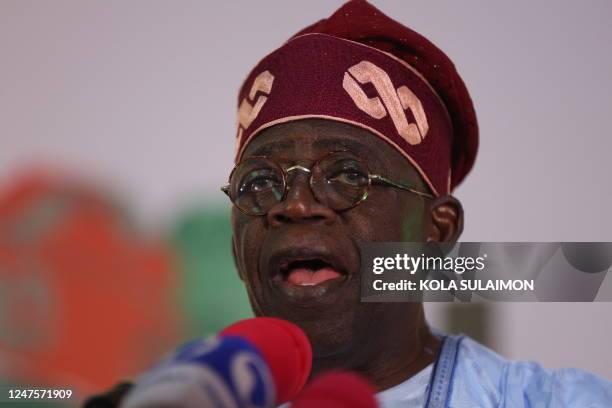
[369, 174, 434, 199]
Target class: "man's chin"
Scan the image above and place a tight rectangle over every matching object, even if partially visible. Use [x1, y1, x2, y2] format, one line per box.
[258, 303, 359, 358]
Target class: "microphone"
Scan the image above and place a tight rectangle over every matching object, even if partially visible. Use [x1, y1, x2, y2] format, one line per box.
[291, 371, 378, 408]
[120, 317, 312, 408]
[220, 317, 312, 404]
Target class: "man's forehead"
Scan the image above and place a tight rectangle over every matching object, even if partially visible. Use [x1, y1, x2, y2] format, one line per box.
[240, 119, 425, 187]
[243, 119, 383, 159]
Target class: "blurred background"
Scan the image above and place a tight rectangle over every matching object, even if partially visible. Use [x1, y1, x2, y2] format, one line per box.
[1, 0, 611, 405]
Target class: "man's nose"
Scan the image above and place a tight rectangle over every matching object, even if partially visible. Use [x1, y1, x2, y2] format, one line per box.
[266, 171, 336, 227]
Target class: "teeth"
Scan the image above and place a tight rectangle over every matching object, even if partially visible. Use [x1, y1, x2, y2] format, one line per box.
[298, 283, 316, 286]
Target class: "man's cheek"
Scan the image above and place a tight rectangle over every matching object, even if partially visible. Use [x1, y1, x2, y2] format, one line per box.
[231, 213, 256, 274]
[350, 200, 407, 241]
[237, 223, 265, 283]
[234, 226, 268, 316]
[401, 210, 425, 241]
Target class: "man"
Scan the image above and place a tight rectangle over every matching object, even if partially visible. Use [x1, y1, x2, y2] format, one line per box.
[226, 1, 610, 406]
[87, 1, 611, 406]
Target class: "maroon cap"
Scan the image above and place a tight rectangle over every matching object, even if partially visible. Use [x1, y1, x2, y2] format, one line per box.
[235, 0, 478, 195]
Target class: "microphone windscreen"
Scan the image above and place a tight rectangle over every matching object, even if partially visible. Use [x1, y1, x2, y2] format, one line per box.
[120, 336, 274, 408]
[291, 371, 378, 408]
[221, 317, 312, 404]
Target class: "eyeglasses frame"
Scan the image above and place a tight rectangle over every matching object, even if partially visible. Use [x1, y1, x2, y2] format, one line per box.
[221, 151, 434, 216]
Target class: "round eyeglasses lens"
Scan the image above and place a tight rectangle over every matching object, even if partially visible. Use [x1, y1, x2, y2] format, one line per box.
[229, 157, 285, 215]
[311, 152, 370, 211]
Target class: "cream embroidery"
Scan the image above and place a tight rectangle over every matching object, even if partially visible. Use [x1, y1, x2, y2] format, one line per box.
[343, 61, 429, 145]
[236, 70, 275, 153]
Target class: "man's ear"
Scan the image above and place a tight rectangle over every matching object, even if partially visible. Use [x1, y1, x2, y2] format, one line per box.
[426, 195, 464, 243]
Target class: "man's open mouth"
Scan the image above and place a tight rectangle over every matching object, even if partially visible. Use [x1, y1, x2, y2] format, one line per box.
[279, 259, 345, 286]
[267, 249, 351, 299]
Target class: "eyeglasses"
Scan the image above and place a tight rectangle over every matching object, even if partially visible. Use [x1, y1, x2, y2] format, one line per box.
[221, 151, 434, 216]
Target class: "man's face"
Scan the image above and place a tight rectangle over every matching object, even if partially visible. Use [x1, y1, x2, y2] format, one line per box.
[231, 119, 431, 359]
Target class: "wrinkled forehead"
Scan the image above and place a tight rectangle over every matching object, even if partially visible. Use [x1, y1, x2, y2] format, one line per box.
[242, 118, 424, 182]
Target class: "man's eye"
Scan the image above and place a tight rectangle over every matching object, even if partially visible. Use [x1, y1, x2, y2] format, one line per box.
[240, 172, 279, 193]
[328, 170, 368, 186]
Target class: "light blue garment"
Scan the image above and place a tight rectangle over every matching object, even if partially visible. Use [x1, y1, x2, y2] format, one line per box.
[377, 363, 432, 407]
[379, 335, 612, 407]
